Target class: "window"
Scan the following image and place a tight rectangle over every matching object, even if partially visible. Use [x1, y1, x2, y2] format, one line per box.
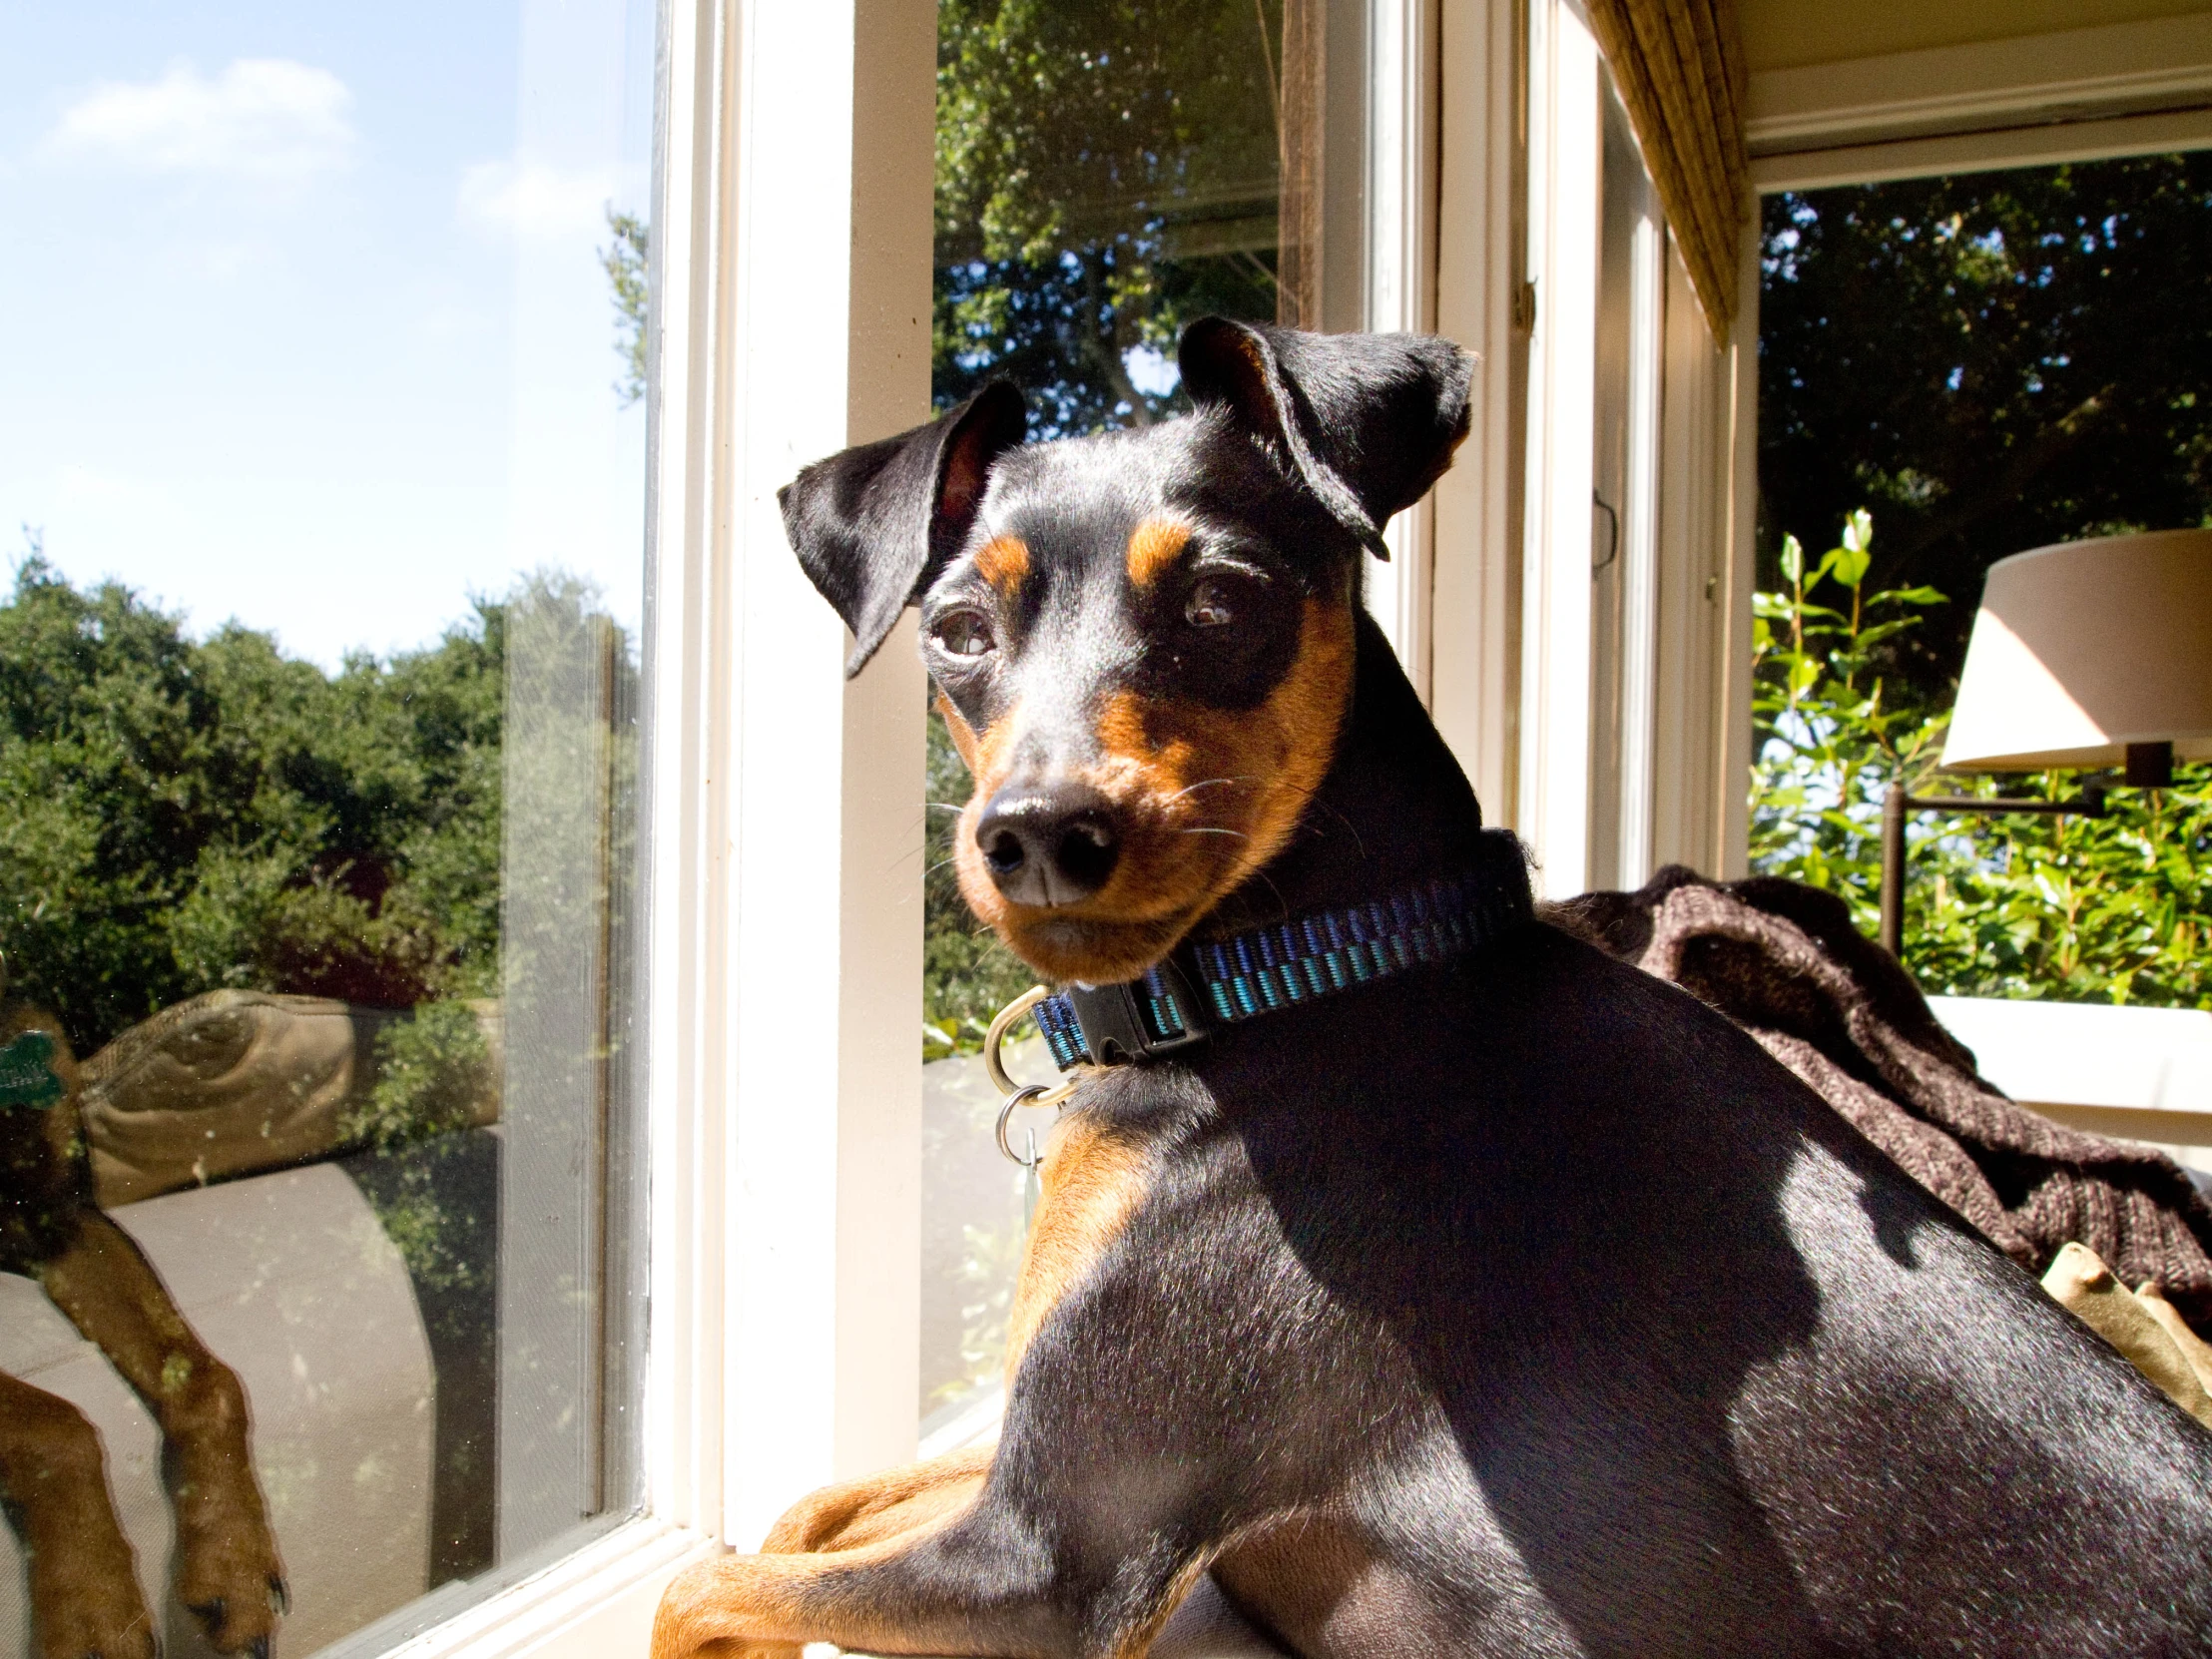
[0, 5, 653, 1654]
[1515, 0, 1749, 898]
[1586, 81, 1665, 892]
[915, 0, 1374, 1446]
[0, 6, 1523, 1654]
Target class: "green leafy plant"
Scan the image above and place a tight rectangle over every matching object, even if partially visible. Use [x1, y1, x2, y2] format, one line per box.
[1752, 512, 2211, 1007]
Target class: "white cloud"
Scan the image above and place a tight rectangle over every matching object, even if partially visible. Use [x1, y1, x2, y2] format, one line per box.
[457, 159, 616, 240]
[42, 58, 355, 184]
[56, 463, 166, 509]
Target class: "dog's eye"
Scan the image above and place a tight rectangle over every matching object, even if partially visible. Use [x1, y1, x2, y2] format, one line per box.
[1185, 578, 1238, 629]
[933, 611, 995, 658]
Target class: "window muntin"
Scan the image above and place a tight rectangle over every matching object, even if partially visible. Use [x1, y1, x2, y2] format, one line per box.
[0, 3, 654, 1653]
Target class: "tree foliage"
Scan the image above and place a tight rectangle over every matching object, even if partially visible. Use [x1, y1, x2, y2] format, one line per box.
[599, 208, 650, 408]
[0, 556, 601, 1056]
[1760, 155, 2212, 708]
[1752, 512, 2210, 1008]
[933, 0, 1286, 429]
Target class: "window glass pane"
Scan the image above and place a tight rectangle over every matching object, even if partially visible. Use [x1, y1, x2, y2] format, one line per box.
[919, 0, 1364, 1442]
[0, 3, 653, 1654]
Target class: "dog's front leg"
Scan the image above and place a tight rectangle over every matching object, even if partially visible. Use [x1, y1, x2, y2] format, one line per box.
[758, 1443, 997, 1559]
[37, 1210, 285, 1657]
[671, 1446, 997, 1659]
[655, 1447, 1209, 1659]
[0, 1371, 160, 1659]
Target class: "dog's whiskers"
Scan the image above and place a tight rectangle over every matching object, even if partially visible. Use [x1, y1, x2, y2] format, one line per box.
[1163, 776, 1249, 805]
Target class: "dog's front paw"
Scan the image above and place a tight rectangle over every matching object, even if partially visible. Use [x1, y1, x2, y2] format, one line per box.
[172, 1543, 284, 1656]
[169, 1473, 284, 1655]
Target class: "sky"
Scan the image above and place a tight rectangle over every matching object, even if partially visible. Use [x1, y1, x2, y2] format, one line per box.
[0, 0, 654, 670]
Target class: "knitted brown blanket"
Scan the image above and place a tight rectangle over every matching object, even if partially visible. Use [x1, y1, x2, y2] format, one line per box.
[1546, 867, 2212, 1337]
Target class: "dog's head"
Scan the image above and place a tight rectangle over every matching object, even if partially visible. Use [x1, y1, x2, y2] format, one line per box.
[783, 319, 1472, 983]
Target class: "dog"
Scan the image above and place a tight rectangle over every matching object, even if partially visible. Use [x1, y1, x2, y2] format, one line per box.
[1, 980, 285, 1659]
[653, 320, 2212, 1657]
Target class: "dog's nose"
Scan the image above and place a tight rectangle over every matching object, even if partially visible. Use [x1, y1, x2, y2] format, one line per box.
[974, 786, 1121, 906]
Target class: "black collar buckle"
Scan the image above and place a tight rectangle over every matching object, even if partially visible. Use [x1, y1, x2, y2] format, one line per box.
[1063, 956, 1210, 1066]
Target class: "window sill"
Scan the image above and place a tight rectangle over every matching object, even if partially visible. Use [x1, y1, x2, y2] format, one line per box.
[365, 1518, 710, 1659]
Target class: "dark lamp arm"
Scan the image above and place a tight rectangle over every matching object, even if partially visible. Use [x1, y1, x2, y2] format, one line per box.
[1877, 785, 2109, 960]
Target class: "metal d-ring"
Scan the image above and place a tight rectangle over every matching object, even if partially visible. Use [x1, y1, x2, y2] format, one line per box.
[984, 985, 1050, 1097]
[985, 985, 1077, 1173]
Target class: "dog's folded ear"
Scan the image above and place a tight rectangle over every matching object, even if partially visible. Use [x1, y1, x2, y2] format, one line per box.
[1177, 318, 1474, 558]
[780, 381, 1028, 677]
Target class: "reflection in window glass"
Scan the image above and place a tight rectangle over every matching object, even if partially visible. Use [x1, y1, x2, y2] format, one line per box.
[0, 3, 653, 1655]
[919, 0, 1363, 1441]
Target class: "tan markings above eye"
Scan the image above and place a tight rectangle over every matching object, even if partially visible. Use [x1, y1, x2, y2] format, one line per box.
[972, 535, 1029, 594]
[1125, 518, 1192, 588]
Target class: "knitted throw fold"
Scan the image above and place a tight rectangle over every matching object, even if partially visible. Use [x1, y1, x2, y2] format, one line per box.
[1548, 866, 2212, 1339]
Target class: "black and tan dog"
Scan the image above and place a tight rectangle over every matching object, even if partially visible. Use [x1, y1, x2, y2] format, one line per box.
[655, 321, 2212, 1658]
[2, 984, 284, 1659]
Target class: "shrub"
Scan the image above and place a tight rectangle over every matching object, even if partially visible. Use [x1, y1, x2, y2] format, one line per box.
[1751, 512, 2211, 1007]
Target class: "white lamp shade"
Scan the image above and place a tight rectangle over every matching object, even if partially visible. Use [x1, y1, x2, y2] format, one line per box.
[1941, 529, 2212, 772]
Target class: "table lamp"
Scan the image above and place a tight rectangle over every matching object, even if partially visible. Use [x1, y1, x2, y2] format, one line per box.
[1878, 528, 2212, 957]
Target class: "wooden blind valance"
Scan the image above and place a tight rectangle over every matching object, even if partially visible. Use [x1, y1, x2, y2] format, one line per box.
[1584, 0, 1751, 345]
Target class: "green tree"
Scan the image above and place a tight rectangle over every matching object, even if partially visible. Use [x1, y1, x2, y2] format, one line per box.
[0, 555, 631, 1058]
[934, 0, 1286, 429]
[1761, 155, 2212, 707]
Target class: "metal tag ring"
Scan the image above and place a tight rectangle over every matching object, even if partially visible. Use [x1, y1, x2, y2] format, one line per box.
[995, 1084, 1056, 1167]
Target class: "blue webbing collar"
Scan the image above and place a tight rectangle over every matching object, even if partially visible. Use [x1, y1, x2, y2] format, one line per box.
[1031, 829, 1532, 1071]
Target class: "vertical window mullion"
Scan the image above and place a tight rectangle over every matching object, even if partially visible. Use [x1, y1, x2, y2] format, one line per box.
[718, 0, 934, 1556]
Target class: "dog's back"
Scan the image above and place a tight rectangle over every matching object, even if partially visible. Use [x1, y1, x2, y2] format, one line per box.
[1007, 922, 2212, 1656]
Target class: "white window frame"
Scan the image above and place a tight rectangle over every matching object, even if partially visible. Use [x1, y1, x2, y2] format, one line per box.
[1429, 0, 1756, 897]
[1515, 0, 1605, 899]
[1748, 12, 2212, 192]
[1363, 0, 1441, 694]
[370, 3, 940, 1654]
[1430, 0, 1525, 825]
